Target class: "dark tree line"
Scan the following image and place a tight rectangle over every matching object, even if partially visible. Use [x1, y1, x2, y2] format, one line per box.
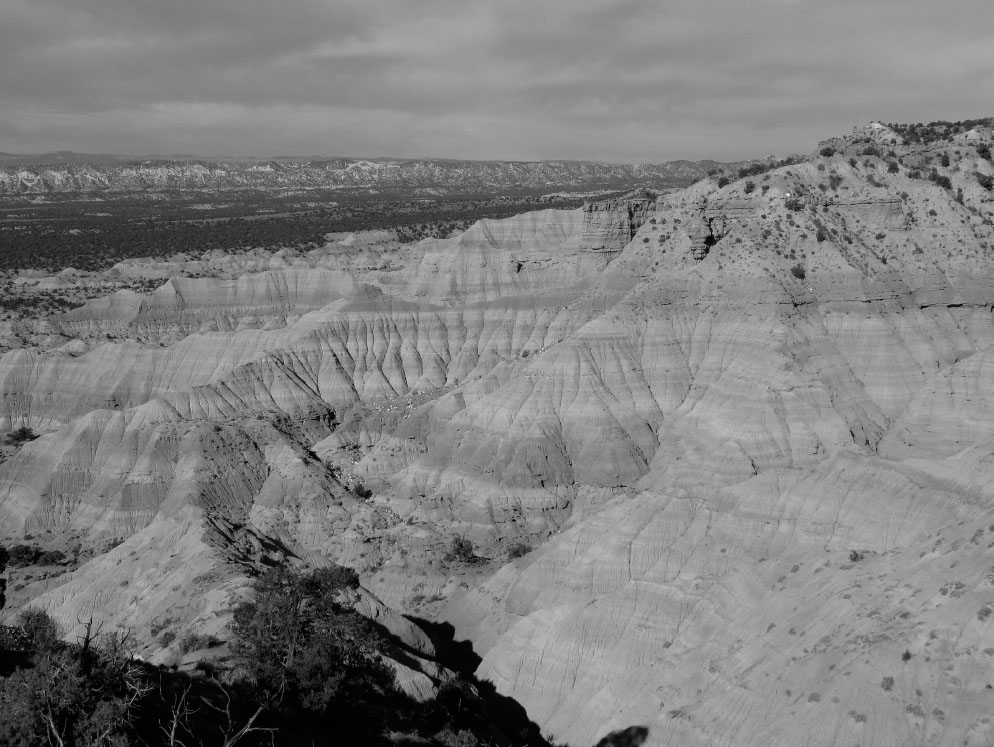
[0, 193, 587, 272]
[886, 118, 994, 144]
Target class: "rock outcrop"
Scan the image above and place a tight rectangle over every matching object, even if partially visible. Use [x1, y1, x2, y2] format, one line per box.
[581, 191, 657, 256]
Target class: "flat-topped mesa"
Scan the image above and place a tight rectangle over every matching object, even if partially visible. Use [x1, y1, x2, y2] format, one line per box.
[580, 189, 656, 255]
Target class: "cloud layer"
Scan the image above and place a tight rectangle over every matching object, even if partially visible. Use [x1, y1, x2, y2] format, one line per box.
[1, 0, 991, 161]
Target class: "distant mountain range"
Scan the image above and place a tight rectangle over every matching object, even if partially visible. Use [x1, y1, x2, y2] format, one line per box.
[0, 152, 755, 195]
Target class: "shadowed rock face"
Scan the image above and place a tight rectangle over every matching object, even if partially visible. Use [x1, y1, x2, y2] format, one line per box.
[4, 123, 994, 746]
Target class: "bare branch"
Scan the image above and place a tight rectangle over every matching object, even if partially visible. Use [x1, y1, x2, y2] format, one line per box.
[43, 713, 66, 747]
[159, 681, 196, 747]
[207, 677, 282, 747]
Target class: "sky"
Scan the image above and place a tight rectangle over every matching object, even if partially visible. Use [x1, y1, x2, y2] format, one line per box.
[1, 0, 992, 163]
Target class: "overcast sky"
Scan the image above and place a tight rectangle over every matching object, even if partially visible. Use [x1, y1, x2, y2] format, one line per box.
[1, 0, 991, 163]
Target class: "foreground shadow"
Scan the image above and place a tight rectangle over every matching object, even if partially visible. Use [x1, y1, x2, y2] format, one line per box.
[407, 616, 482, 675]
[593, 725, 650, 747]
[408, 617, 651, 747]
[408, 616, 555, 746]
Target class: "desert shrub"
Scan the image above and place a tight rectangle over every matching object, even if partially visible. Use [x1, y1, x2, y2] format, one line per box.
[977, 172, 993, 190]
[902, 649, 913, 661]
[717, 176, 730, 188]
[158, 630, 176, 647]
[881, 676, 894, 691]
[887, 161, 899, 174]
[4, 426, 37, 445]
[829, 174, 844, 190]
[507, 543, 531, 560]
[816, 228, 828, 243]
[744, 181, 755, 194]
[785, 197, 804, 212]
[929, 169, 952, 190]
[978, 143, 992, 161]
[37, 549, 66, 565]
[819, 146, 836, 157]
[445, 536, 478, 563]
[789, 264, 806, 280]
[7, 544, 40, 567]
[178, 633, 221, 654]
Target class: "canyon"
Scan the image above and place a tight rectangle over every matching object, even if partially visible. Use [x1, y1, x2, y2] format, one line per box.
[2, 120, 994, 745]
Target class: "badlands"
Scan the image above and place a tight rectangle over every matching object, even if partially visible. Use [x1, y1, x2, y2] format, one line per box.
[3, 120, 994, 745]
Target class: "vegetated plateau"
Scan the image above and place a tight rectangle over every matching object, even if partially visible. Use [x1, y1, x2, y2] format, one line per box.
[2, 118, 994, 746]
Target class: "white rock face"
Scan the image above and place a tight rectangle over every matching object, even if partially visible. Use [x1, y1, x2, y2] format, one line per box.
[4, 129, 994, 746]
[451, 449, 994, 746]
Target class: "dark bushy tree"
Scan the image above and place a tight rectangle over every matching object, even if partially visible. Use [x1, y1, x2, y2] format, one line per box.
[5, 426, 38, 445]
[445, 537, 478, 564]
[230, 565, 392, 714]
[7, 544, 40, 567]
[0, 612, 149, 747]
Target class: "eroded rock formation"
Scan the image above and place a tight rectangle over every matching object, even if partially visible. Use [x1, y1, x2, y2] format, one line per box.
[3, 122, 994, 745]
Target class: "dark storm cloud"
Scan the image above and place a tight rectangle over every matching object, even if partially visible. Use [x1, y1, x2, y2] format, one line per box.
[1, 0, 991, 160]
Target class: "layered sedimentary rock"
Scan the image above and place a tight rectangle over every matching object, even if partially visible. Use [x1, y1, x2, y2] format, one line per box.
[3, 124, 994, 745]
[580, 191, 656, 256]
[0, 157, 740, 196]
[451, 448, 994, 746]
[51, 268, 370, 339]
